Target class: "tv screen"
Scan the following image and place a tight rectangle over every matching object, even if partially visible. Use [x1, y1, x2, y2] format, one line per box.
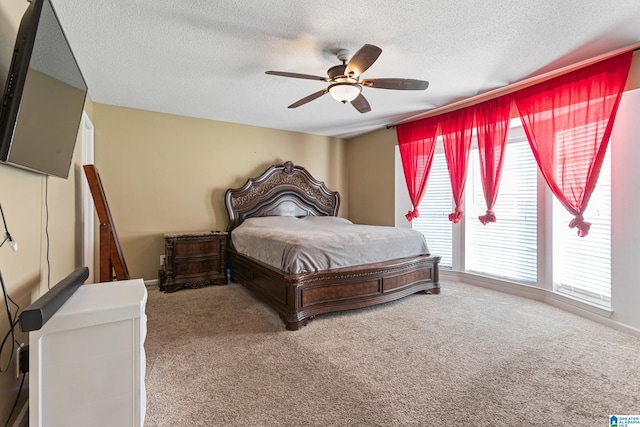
[0, 0, 87, 179]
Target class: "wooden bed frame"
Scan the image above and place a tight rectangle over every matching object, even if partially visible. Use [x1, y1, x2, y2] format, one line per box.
[225, 161, 440, 330]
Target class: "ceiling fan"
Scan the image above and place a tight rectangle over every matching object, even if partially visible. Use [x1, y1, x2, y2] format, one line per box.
[265, 44, 429, 113]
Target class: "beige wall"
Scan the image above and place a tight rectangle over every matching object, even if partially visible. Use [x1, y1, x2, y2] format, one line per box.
[91, 103, 347, 281]
[624, 50, 640, 91]
[346, 127, 398, 226]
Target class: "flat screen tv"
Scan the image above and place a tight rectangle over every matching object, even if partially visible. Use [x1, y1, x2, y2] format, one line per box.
[0, 0, 87, 179]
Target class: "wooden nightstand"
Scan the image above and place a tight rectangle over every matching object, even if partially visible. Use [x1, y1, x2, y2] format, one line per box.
[163, 231, 227, 293]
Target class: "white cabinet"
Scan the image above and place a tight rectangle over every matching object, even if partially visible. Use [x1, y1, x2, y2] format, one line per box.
[28, 279, 147, 427]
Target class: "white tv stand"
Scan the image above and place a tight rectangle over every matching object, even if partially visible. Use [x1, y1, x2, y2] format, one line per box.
[28, 279, 147, 427]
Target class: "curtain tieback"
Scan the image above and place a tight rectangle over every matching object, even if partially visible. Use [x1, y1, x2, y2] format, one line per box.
[478, 209, 497, 225]
[405, 208, 419, 221]
[569, 214, 591, 237]
[448, 206, 464, 223]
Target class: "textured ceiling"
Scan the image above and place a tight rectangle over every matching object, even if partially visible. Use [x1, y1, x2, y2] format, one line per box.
[47, 0, 640, 139]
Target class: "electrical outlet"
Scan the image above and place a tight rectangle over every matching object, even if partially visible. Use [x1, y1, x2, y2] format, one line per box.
[160, 254, 166, 267]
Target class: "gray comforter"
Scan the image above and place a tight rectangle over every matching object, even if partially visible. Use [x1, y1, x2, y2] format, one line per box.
[230, 216, 430, 274]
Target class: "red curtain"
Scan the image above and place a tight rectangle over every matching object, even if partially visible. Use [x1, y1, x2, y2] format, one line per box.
[396, 116, 440, 221]
[514, 52, 632, 236]
[441, 106, 475, 223]
[475, 95, 513, 225]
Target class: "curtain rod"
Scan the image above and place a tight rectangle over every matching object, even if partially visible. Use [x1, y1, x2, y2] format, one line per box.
[396, 42, 640, 125]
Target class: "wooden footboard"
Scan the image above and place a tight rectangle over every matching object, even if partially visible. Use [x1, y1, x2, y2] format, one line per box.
[228, 248, 440, 330]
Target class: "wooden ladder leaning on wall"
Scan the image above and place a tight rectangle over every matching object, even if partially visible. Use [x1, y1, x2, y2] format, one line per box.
[83, 164, 130, 283]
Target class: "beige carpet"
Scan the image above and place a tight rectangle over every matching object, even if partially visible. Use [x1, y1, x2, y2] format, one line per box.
[143, 281, 640, 426]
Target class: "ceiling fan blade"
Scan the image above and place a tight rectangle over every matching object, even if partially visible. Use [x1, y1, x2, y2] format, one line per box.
[288, 89, 329, 108]
[351, 93, 371, 113]
[362, 78, 429, 90]
[345, 44, 382, 77]
[266, 71, 328, 81]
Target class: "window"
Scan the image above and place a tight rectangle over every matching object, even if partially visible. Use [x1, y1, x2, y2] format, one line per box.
[399, 121, 613, 308]
[413, 150, 453, 267]
[552, 126, 612, 307]
[465, 132, 538, 283]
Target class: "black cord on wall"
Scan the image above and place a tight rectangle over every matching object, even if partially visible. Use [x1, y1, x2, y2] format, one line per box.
[3, 371, 26, 427]
[0, 202, 20, 374]
[0, 270, 19, 374]
[0, 202, 25, 427]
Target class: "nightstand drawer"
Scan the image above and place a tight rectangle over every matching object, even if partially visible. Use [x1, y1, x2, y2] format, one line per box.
[173, 238, 221, 256]
[174, 257, 221, 276]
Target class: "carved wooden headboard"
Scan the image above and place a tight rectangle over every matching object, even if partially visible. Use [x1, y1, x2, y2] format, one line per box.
[225, 161, 340, 232]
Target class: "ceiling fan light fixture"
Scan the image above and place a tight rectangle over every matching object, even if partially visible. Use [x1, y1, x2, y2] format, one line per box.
[266, 44, 428, 113]
[329, 82, 361, 103]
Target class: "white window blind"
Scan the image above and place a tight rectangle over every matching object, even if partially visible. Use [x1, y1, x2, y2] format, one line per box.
[552, 123, 611, 307]
[465, 136, 538, 283]
[413, 151, 453, 267]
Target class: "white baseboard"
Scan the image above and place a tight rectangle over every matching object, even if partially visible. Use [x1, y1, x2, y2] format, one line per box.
[144, 279, 159, 288]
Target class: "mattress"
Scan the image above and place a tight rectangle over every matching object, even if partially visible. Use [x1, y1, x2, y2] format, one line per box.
[230, 215, 430, 274]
